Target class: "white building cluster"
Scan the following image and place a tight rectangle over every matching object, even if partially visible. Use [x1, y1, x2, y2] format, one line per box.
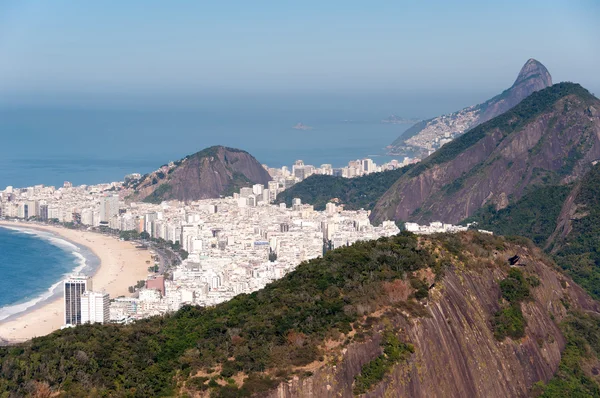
[265, 157, 420, 192]
[63, 274, 109, 327]
[0, 180, 400, 323]
[114, 196, 399, 321]
[404, 221, 492, 235]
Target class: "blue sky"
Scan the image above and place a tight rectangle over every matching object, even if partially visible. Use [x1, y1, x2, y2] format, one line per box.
[0, 1, 598, 103]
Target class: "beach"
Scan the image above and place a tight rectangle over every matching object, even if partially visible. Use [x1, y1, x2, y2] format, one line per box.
[0, 221, 152, 342]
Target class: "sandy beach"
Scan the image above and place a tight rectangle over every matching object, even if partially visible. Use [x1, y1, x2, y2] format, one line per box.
[0, 221, 152, 342]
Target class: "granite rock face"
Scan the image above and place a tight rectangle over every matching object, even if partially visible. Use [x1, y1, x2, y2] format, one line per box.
[132, 146, 271, 203]
[373, 83, 600, 224]
[266, 236, 600, 398]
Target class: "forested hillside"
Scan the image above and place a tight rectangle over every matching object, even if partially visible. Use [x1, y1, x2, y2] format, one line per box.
[276, 166, 411, 211]
[2, 232, 600, 397]
[0, 232, 433, 397]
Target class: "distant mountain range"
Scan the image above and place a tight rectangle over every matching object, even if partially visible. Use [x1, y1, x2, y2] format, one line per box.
[127, 145, 271, 203]
[387, 59, 552, 155]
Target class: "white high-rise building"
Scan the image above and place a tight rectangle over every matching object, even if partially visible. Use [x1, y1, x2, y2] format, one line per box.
[99, 194, 119, 223]
[81, 291, 110, 324]
[64, 274, 92, 325]
[252, 184, 264, 196]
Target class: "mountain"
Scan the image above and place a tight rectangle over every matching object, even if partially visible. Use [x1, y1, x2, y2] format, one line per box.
[387, 59, 552, 155]
[467, 162, 600, 301]
[275, 166, 412, 211]
[371, 82, 600, 225]
[128, 146, 272, 203]
[2, 231, 600, 397]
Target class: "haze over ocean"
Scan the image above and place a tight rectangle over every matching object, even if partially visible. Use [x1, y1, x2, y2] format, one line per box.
[0, 93, 456, 188]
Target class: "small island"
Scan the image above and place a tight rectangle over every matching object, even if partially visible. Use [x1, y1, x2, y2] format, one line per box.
[292, 122, 313, 131]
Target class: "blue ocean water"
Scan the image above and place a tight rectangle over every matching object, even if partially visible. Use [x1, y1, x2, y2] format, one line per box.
[0, 95, 419, 188]
[0, 226, 99, 321]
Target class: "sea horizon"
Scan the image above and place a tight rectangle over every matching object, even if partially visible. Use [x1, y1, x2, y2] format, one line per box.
[0, 93, 450, 188]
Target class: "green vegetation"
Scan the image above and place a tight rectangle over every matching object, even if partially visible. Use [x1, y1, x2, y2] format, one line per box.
[539, 312, 600, 397]
[492, 268, 537, 340]
[142, 183, 172, 204]
[187, 145, 245, 161]
[0, 232, 438, 397]
[467, 163, 600, 301]
[492, 304, 526, 340]
[276, 166, 412, 211]
[223, 172, 254, 197]
[119, 230, 141, 241]
[353, 329, 414, 395]
[553, 164, 600, 300]
[409, 83, 594, 177]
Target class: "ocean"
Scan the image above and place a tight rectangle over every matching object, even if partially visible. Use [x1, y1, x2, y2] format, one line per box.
[0, 226, 99, 322]
[0, 93, 434, 188]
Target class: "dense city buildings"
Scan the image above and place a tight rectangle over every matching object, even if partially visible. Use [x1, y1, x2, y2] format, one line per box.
[1, 159, 492, 330]
[1, 176, 401, 324]
[264, 157, 420, 192]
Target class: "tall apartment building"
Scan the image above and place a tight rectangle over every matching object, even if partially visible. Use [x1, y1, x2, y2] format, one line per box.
[81, 291, 110, 324]
[64, 274, 92, 325]
[99, 194, 119, 223]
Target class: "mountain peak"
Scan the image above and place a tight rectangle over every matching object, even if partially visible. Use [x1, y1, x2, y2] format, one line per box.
[129, 145, 271, 203]
[372, 82, 600, 225]
[513, 58, 552, 88]
[388, 59, 554, 154]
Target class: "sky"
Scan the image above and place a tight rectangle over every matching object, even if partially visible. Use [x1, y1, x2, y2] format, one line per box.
[0, 1, 598, 106]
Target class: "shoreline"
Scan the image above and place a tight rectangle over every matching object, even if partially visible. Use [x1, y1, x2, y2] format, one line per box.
[0, 225, 101, 324]
[0, 221, 153, 342]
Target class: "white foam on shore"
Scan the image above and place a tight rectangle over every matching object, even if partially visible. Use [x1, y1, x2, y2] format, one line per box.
[0, 225, 98, 322]
[0, 279, 63, 321]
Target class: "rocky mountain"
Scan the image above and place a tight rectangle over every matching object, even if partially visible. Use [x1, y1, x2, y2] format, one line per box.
[388, 59, 552, 155]
[371, 82, 600, 225]
[128, 146, 271, 203]
[467, 161, 600, 301]
[3, 231, 600, 397]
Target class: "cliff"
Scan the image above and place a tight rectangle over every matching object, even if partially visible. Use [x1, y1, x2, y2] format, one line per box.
[468, 161, 600, 302]
[388, 59, 552, 154]
[128, 146, 271, 203]
[372, 83, 600, 224]
[266, 233, 600, 398]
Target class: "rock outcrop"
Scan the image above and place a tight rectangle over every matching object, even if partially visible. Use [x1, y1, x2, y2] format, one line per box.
[267, 234, 600, 398]
[388, 59, 552, 155]
[129, 146, 271, 203]
[372, 83, 600, 224]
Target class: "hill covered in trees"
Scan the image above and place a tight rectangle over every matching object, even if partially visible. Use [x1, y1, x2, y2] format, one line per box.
[2, 232, 600, 397]
[127, 146, 271, 204]
[276, 166, 411, 211]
